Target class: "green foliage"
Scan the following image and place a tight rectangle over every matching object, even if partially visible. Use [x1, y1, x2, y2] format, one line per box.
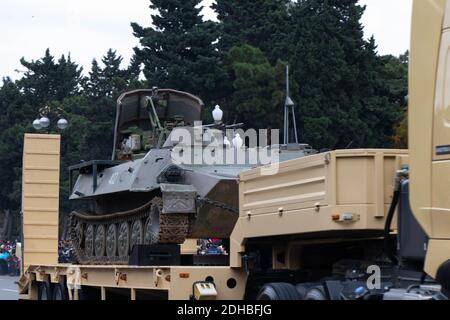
[0, 48, 143, 237]
[19, 49, 83, 105]
[0, 1, 409, 239]
[225, 45, 284, 128]
[131, 0, 225, 105]
[283, 0, 404, 149]
[393, 109, 408, 148]
[213, 0, 292, 63]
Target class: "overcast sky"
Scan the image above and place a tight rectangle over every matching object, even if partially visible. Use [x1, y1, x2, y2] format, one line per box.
[0, 0, 412, 80]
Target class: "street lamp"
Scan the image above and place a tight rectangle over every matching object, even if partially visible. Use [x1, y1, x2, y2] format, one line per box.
[32, 119, 43, 130]
[32, 105, 69, 133]
[57, 118, 69, 130]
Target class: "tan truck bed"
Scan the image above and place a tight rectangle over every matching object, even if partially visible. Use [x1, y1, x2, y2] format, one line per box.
[233, 149, 409, 245]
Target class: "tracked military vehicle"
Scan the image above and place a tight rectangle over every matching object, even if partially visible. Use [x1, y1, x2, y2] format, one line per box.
[68, 88, 315, 264]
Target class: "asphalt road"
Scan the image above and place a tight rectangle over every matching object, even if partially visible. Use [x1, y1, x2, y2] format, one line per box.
[0, 275, 18, 300]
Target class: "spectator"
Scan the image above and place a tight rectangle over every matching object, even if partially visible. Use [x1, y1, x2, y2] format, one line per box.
[0, 247, 10, 275]
[0, 240, 20, 276]
[58, 239, 75, 264]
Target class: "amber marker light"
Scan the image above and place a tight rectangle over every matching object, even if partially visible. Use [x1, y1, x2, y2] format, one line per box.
[332, 214, 341, 221]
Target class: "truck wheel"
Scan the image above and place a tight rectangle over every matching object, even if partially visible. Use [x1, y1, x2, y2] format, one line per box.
[295, 283, 316, 300]
[52, 282, 69, 300]
[304, 286, 328, 300]
[38, 281, 52, 300]
[256, 283, 300, 300]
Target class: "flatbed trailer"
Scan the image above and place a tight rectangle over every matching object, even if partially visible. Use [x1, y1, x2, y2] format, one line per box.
[20, 134, 421, 300]
[18, 134, 246, 300]
[20, 264, 247, 300]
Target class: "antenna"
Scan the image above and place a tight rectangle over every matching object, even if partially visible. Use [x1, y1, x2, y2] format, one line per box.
[284, 65, 299, 145]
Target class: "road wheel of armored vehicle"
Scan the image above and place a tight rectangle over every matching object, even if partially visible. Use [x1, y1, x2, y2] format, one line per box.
[84, 225, 95, 257]
[106, 224, 118, 257]
[94, 225, 106, 257]
[75, 221, 84, 246]
[118, 222, 130, 257]
[130, 220, 144, 251]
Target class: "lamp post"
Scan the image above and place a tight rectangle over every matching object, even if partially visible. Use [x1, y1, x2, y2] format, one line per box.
[32, 105, 69, 133]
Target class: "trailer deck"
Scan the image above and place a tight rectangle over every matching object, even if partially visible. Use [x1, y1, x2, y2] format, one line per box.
[20, 263, 247, 300]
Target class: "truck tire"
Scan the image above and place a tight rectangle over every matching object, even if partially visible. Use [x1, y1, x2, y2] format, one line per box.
[256, 283, 301, 300]
[304, 286, 328, 300]
[295, 283, 316, 300]
[38, 281, 52, 300]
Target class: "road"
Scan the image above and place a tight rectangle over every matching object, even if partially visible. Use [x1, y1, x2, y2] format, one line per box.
[0, 275, 18, 300]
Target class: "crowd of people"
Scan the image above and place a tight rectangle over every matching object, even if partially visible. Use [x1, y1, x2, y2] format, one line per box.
[58, 239, 75, 263]
[0, 240, 20, 276]
[198, 238, 228, 256]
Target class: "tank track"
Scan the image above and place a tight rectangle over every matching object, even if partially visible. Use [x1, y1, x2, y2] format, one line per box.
[68, 197, 189, 265]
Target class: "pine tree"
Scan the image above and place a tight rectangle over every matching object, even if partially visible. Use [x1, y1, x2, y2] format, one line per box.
[127, 54, 142, 89]
[226, 45, 284, 129]
[285, 0, 403, 149]
[101, 49, 127, 97]
[131, 0, 223, 105]
[19, 49, 83, 106]
[213, 0, 291, 63]
[85, 59, 103, 98]
[0, 78, 34, 211]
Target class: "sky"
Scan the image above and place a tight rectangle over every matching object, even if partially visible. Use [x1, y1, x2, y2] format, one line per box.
[0, 0, 412, 80]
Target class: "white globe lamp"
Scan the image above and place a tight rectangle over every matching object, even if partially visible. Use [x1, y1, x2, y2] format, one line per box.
[33, 119, 43, 130]
[39, 116, 50, 128]
[57, 118, 69, 130]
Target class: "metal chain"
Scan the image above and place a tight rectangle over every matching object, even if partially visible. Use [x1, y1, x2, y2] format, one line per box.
[197, 196, 239, 214]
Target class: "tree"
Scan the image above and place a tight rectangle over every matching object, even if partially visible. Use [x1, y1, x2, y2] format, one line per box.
[131, 0, 224, 106]
[382, 52, 409, 148]
[225, 45, 284, 129]
[85, 59, 103, 98]
[213, 0, 292, 63]
[285, 0, 403, 149]
[127, 54, 142, 89]
[393, 109, 408, 148]
[84, 49, 130, 98]
[0, 78, 34, 212]
[19, 49, 83, 106]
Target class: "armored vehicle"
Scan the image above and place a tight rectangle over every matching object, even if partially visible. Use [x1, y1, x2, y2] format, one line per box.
[68, 88, 315, 264]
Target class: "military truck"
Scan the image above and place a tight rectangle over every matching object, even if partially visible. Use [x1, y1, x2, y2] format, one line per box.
[16, 0, 450, 300]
